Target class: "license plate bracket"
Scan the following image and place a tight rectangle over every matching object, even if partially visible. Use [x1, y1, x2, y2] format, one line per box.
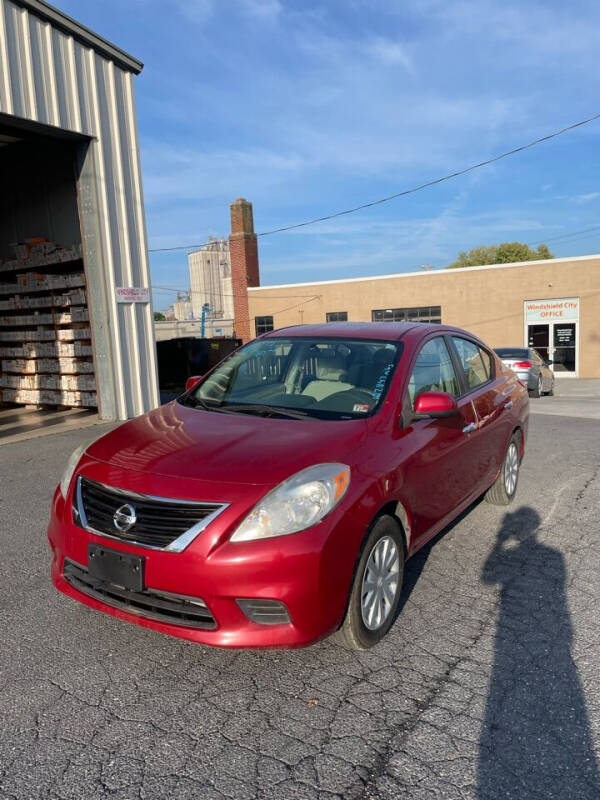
[88, 544, 145, 592]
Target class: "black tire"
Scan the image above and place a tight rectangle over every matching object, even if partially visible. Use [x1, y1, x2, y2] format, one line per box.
[484, 433, 521, 506]
[530, 375, 542, 398]
[336, 515, 405, 650]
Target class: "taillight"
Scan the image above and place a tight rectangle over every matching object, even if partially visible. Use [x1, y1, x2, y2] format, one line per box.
[514, 361, 532, 369]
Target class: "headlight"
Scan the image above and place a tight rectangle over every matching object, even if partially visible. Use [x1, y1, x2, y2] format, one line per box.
[59, 439, 95, 499]
[230, 463, 350, 543]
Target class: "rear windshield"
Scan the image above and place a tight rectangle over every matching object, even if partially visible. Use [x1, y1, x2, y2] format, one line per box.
[179, 336, 403, 420]
[494, 348, 529, 359]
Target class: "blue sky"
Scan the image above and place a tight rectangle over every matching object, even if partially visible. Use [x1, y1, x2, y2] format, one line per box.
[60, 0, 600, 309]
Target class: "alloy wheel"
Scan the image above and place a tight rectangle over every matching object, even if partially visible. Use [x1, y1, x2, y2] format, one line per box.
[504, 442, 519, 496]
[361, 535, 400, 630]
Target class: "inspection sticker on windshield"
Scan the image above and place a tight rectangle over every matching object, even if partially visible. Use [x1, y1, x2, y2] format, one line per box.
[353, 403, 370, 413]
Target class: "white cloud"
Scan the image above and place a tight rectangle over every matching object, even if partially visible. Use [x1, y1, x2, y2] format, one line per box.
[141, 140, 308, 205]
[173, 0, 213, 24]
[170, 0, 282, 25]
[240, 0, 282, 19]
[571, 192, 600, 204]
[367, 37, 414, 74]
[138, 0, 600, 287]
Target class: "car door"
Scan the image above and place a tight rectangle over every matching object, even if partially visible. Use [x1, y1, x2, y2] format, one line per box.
[398, 335, 483, 547]
[449, 335, 511, 487]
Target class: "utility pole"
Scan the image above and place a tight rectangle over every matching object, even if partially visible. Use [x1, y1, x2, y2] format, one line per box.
[201, 302, 211, 338]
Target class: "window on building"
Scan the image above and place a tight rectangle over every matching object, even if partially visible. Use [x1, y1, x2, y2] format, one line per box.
[326, 311, 348, 322]
[255, 316, 274, 336]
[451, 337, 493, 390]
[371, 306, 442, 324]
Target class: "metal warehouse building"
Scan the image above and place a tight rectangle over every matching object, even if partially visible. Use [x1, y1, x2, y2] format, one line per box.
[0, 0, 158, 435]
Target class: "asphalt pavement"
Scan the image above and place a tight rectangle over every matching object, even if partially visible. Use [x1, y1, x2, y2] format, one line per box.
[0, 394, 599, 799]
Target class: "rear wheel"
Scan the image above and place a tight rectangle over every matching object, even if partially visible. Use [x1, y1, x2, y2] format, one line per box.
[336, 515, 405, 650]
[484, 433, 521, 506]
[531, 375, 542, 398]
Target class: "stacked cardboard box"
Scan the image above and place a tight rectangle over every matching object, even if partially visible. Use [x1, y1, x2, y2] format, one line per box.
[0, 289, 86, 311]
[0, 240, 83, 273]
[0, 249, 96, 410]
[0, 374, 96, 391]
[0, 274, 86, 295]
[2, 358, 94, 374]
[0, 342, 93, 358]
[1, 388, 97, 407]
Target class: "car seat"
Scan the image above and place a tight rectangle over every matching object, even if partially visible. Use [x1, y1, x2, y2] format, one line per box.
[301, 351, 353, 401]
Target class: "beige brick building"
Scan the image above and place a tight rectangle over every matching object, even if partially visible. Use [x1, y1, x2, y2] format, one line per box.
[247, 255, 600, 378]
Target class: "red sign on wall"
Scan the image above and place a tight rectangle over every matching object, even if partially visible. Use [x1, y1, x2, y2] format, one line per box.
[115, 287, 151, 303]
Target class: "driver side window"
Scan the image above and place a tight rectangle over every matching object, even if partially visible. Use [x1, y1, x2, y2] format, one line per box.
[408, 337, 460, 407]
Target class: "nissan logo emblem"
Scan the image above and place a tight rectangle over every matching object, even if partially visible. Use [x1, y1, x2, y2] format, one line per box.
[113, 503, 137, 533]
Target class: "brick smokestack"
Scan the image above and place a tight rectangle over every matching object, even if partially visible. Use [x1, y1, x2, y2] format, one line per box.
[229, 198, 259, 342]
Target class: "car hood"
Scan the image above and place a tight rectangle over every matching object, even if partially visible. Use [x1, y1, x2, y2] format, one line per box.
[87, 401, 368, 486]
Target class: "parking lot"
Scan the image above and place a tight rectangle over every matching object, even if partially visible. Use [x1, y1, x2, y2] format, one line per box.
[1, 387, 599, 800]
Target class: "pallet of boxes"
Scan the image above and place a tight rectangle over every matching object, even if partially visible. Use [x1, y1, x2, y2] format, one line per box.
[0, 239, 97, 410]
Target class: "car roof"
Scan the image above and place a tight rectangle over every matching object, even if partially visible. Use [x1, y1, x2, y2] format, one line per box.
[261, 321, 485, 343]
[262, 322, 434, 341]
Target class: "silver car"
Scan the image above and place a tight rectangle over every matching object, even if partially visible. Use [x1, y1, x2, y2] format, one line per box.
[494, 347, 554, 398]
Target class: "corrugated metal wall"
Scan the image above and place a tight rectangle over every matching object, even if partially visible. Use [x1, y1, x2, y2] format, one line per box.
[0, 0, 159, 419]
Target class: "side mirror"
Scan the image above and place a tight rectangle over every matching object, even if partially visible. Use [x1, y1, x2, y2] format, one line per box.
[413, 391, 458, 419]
[545, 360, 553, 366]
[185, 375, 202, 392]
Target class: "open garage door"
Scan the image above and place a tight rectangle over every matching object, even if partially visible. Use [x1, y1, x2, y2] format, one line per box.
[0, 123, 98, 441]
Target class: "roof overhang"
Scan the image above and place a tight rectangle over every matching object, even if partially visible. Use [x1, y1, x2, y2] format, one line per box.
[13, 0, 143, 74]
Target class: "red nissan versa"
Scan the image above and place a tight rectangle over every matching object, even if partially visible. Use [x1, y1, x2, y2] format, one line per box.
[49, 323, 528, 649]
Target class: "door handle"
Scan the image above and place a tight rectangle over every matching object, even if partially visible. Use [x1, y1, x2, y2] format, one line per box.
[504, 400, 513, 410]
[462, 422, 476, 434]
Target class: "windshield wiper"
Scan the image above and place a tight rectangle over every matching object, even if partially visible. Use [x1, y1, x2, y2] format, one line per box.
[222, 404, 313, 420]
[183, 397, 232, 413]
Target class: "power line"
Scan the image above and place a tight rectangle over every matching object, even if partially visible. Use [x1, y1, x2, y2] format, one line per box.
[527, 225, 600, 246]
[151, 284, 320, 300]
[148, 111, 600, 253]
[268, 295, 321, 317]
[152, 220, 600, 295]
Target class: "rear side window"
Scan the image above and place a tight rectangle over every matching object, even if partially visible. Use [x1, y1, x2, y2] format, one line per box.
[452, 337, 492, 390]
[408, 336, 460, 406]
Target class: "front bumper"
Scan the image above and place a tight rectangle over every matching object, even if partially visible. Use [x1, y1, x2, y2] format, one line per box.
[48, 462, 363, 648]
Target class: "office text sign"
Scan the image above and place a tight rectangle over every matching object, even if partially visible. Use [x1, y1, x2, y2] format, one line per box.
[525, 297, 579, 322]
[115, 287, 151, 303]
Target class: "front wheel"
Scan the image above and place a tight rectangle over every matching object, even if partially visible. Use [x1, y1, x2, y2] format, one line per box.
[484, 433, 521, 506]
[336, 516, 405, 650]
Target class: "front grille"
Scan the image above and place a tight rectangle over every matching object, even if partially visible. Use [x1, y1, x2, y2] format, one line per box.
[63, 559, 217, 629]
[74, 476, 226, 550]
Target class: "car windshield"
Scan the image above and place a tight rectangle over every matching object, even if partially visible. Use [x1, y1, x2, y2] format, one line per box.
[180, 337, 402, 420]
[494, 348, 529, 359]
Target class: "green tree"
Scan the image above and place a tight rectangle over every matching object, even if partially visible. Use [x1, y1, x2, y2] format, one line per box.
[446, 242, 554, 269]
[153, 311, 166, 321]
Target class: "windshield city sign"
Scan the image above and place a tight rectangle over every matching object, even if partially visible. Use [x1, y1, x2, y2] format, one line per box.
[115, 287, 151, 303]
[524, 297, 579, 322]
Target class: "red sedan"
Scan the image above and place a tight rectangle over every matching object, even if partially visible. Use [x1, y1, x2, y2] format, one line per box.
[49, 323, 528, 649]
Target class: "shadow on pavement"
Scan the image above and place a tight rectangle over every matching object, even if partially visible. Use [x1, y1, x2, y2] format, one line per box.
[397, 497, 484, 616]
[478, 506, 600, 799]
